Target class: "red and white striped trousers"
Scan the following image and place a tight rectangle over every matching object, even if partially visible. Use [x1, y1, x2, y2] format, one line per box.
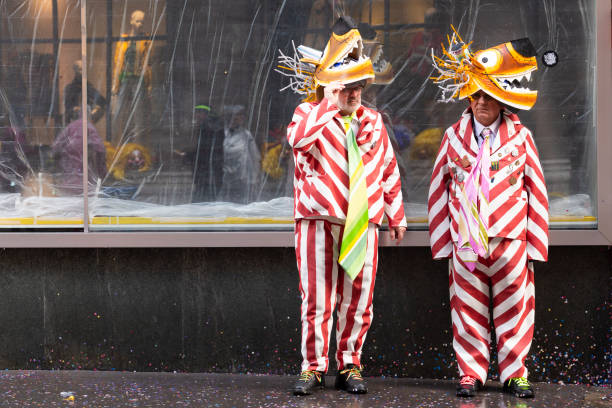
[295, 218, 379, 373]
[449, 237, 535, 383]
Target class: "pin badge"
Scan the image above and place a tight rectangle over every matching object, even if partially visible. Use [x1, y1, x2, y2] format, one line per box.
[457, 173, 465, 182]
[460, 157, 471, 168]
[491, 161, 499, 171]
[512, 149, 519, 157]
[498, 152, 502, 158]
[509, 176, 517, 185]
[515, 160, 520, 166]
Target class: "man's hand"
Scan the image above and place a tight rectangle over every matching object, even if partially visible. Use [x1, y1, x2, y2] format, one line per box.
[389, 226, 406, 245]
[323, 81, 344, 107]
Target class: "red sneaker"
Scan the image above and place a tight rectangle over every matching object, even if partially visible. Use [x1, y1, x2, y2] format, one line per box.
[456, 375, 482, 397]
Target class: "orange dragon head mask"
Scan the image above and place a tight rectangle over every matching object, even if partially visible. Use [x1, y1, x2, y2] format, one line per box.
[278, 17, 386, 102]
[430, 26, 538, 110]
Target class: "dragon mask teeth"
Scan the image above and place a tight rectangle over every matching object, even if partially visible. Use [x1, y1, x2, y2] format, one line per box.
[431, 26, 539, 110]
[363, 34, 394, 85]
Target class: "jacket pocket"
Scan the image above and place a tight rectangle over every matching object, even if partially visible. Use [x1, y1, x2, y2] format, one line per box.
[303, 174, 335, 214]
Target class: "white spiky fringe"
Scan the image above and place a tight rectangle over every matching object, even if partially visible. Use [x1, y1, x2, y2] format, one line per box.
[275, 41, 316, 98]
[430, 33, 472, 103]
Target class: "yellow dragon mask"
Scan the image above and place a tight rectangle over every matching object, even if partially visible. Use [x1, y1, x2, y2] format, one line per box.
[431, 27, 538, 110]
[303, 28, 375, 87]
[277, 17, 391, 102]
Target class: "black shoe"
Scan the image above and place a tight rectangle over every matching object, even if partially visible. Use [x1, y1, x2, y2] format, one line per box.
[503, 377, 535, 398]
[335, 364, 367, 394]
[456, 375, 482, 397]
[293, 370, 325, 396]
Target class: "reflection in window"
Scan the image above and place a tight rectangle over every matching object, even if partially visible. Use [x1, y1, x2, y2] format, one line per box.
[0, 0, 84, 226]
[0, 0, 598, 231]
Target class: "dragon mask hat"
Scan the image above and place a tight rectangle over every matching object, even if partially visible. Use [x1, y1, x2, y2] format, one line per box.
[278, 17, 391, 102]
[431, 26, 538, 110]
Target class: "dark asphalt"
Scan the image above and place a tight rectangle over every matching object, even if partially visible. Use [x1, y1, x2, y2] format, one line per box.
[0, 371, 608, 407]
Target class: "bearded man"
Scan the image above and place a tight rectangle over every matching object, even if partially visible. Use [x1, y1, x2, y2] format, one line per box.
[281, 17, 407, 396]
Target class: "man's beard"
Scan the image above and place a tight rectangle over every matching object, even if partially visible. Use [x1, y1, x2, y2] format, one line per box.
[338, 99, 360, 114]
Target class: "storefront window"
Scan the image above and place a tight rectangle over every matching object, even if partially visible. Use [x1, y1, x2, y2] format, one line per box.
[0, 0, 599, 232]
[0, 0, 85, 227]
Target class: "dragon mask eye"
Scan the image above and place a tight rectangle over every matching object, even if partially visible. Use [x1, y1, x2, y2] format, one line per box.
[476, 50, 501, 70]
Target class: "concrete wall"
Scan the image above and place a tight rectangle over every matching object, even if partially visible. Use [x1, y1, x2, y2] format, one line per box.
[0, 246, 608, 385]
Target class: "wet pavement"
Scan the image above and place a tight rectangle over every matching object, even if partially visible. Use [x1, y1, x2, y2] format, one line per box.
[0, 371, 609, 407]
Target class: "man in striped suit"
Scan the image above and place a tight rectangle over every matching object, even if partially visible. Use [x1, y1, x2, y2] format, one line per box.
[288, 78, 407, 395]
[428, 35, 548, 398]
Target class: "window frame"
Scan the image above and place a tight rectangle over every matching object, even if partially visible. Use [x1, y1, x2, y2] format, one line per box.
[0, 0, 608, 248]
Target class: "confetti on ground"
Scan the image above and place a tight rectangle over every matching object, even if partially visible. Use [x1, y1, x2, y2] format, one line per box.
[0, 371, 608, 407]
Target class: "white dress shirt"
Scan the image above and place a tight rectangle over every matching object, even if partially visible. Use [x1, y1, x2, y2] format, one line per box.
[473, 114, 502, 149]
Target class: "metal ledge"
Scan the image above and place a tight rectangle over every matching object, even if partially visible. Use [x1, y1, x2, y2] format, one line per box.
[0, 229, 607, 248]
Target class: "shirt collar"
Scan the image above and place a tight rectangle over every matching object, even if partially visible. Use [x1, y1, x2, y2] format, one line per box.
[341, 110, 358, 132]
[473, 113, 501, 138]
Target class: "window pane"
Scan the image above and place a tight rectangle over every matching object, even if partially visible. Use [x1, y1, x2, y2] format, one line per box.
[85, 0, 596, 231]
[0, 0, 84, 228]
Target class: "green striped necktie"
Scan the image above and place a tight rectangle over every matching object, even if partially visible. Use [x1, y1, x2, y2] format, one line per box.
[338, 115, 369, 280]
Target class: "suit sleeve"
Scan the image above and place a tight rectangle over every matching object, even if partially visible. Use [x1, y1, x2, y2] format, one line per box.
[523, 130, 549, 262]
[428, 131, 452, 259]
[379, 116, 407, 228]
[286, 98, 339, 153]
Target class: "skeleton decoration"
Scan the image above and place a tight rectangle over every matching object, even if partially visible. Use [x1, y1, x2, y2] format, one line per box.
[276, 17, 378, 101]
[430, 26, 538, 110]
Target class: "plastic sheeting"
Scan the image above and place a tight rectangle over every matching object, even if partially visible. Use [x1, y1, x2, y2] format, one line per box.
[0, 0, 598, 230]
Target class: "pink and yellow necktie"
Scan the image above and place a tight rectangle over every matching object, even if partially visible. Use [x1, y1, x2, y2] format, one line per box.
[456, 127, 491, 271]
[338, 115, 369, 280]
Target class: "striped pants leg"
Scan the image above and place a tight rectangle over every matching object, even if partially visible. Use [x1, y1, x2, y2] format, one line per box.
[449, 237, 535, 383]
[295, 219, 379, 373]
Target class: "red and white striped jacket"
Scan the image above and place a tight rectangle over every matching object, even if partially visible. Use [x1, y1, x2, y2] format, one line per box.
[428, 108, 548, 261]
[287, 98, 407, 228]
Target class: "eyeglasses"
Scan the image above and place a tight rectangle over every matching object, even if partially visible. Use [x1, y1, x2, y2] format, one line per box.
[468, 92, 494, 102]
[340, 86, 363, 95]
